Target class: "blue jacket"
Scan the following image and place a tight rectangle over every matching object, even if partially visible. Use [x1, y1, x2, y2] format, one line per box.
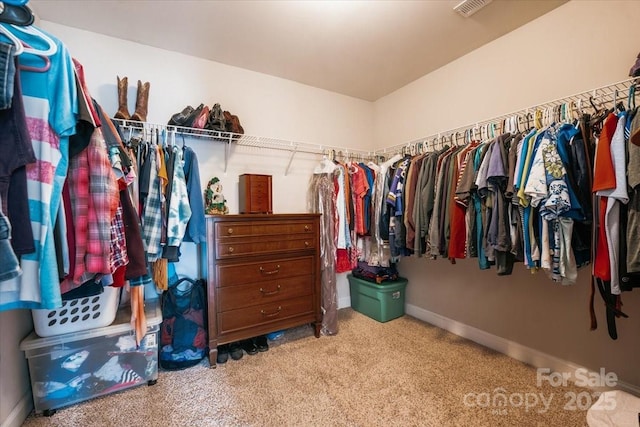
[182, 147, 206, 244]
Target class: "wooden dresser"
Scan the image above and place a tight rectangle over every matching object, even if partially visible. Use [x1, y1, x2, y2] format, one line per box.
[205, 214, 322, 366]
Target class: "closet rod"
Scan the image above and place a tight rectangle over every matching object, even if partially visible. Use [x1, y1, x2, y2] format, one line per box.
[378, 77, 639, 155]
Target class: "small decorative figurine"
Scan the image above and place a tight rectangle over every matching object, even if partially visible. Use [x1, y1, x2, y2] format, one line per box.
[205, 177, 229, 215]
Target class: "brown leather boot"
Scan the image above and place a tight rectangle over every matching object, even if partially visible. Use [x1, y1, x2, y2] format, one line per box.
[114, 76, 131, 120]
[130, 80, 150, 122]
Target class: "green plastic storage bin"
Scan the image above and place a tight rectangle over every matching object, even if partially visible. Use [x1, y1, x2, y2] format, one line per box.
[348, 274, 407, 322]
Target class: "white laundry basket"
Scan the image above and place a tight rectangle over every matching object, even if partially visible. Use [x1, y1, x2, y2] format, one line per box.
[31, 286, 120, 337]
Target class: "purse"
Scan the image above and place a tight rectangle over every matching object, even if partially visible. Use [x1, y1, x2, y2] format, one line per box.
[192, 105, 210, 129]
[168, 105, 195, 126]
[223, 110, 244, 136]
[206, 103, 226, 132]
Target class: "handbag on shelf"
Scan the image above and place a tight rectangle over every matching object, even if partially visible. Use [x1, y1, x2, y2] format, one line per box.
[192, 105, 210, 129]
[205, 103, 226, 132]
[167, 105, 195, 126]
[168, 104, 205, 128]
[224, 110, 244, 137]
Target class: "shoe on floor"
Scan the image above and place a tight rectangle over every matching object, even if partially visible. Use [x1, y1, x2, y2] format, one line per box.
[229, 342, 244, 360]
[216, 344, 229, 364]
[240, 339, 258, 355]
[255, 335, 269, 352]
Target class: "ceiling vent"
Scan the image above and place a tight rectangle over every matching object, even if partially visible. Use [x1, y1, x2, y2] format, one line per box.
[453, 0, 493, 18]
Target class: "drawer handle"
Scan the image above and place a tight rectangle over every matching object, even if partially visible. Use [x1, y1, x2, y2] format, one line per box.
[304, 225, 310, 231]
[259, 285, 281, 296]
[228, 246, 234, 253]
[227, 227, 233, 235]
[261, 306, 282, 317]
[304, 241, 310, 247]
[260, 265, 280, 275]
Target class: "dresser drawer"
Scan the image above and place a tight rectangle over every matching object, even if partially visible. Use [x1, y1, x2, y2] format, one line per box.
[216, 257, 313, 287]
[218, 275, 313, 311]
[218, 296, 313, 333]
[214, 221, 315, 239]
[215, 236, 316, 259]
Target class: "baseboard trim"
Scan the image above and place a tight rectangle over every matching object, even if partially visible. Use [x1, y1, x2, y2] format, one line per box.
[405, 303, 640, 397]
[0, 390, 33, 427]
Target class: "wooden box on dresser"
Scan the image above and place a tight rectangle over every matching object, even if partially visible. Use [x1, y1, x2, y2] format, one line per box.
[205, 214, 322, 366]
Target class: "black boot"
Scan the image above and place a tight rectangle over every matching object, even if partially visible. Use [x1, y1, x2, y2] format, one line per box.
[240, 338, 258, 355]
[229, 342, 243, 360]
[216, 344, 229, 364]
[255, 335, 269, 352]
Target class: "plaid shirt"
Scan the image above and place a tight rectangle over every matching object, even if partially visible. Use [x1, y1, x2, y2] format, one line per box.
[142, 146, 163, 261]
[166, 147, 192, 246]
[109, 203, 129, 272]
[85, 127, 119, 274]
[68, 143, 90, 285]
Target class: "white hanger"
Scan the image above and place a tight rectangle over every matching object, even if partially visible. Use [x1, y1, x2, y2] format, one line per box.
[381, 153, 402, 169]
[313, 151, 337, 174]
[0, 24, 23, 55]
[9, 24, 57, 56]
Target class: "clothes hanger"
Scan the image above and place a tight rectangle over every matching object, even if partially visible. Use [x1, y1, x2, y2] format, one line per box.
[589, 95, 602, 115]
[9, 24, 57, 56]
[440, 133, 448, 149]
[314, 151, 337, 174]
[524, 111, 532, 130]
[481, 124, 488, 142]
[453, 131, 461, 147]
[534, 109, 542, 129]
[612, 89, 626, 113]
[0, 23, 23, 55]
[181, 132, 188, 150]
[17, 40, 50, 72]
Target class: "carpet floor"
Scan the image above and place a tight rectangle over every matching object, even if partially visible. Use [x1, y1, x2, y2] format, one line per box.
[22, 308, 590, 426]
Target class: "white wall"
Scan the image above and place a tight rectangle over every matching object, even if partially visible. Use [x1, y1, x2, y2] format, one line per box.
[0, 310, 33, 427]
[373, 0, 640, 389]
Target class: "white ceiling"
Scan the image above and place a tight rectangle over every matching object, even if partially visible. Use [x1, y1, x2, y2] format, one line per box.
[29, 0, 566, 101]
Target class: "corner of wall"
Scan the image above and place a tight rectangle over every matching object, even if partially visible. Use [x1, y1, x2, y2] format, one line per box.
[0, 390, 32, 427]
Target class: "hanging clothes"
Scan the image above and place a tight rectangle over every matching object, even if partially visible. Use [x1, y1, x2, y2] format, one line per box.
[0, 26, 78, 311]
[0, 62, 36, 257]
[162, 146, 192, 262]
[182, 146, 206, 244]
[309, 169, 338, 335]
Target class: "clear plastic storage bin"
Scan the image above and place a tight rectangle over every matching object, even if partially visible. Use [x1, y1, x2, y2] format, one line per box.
[20, 301, 161, 416]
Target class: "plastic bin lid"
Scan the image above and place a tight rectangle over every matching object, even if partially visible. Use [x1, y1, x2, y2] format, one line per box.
[20, 300, 162, 351]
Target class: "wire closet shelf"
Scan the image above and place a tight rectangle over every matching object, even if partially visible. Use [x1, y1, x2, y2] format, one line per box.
[113, 119, 375, 175]
[114, 76, 638, 171]
[379, 77, 640, 156]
